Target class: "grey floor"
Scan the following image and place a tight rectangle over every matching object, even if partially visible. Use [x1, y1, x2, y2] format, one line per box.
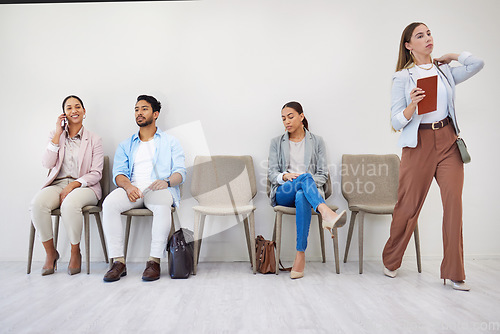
[1, 258, 500, 334]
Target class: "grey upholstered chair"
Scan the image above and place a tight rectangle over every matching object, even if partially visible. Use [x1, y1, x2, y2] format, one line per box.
[341, 154, 421, 274]
[27, 156, 110, 274]
[267, 173, 346, 274]
[191, 155, 257, 274]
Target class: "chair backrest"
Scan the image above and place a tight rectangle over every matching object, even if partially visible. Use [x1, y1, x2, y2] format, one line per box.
[191, 155, 257, 206]
[97, 156, 110, 207]
[266, 171, 333, 200]
[341, 154, 400, 207]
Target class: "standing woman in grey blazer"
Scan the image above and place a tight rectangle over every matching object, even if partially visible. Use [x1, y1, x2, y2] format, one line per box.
[382, 22, 484, 291]
[268, 101, 346, 279]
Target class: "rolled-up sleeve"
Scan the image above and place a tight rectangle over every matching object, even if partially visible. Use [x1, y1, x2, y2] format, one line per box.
[451, 51, 485, 85]
[169, 137, 186, 184]
[112, 142, 130, 186]
[42, 131, 60, 169]
[390, 72, 412, 131]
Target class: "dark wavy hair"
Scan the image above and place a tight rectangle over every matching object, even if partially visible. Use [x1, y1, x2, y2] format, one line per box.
[137, 95, 162, 113]
[62, 95, 85, 111]
[282, 101, 308, 131]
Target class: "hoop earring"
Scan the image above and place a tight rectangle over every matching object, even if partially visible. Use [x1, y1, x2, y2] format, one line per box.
[409, 50, 415, 62]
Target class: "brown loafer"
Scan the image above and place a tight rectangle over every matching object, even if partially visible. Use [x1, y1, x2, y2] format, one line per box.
[142, 260, 160, 281]
[103, 261, 127, 282]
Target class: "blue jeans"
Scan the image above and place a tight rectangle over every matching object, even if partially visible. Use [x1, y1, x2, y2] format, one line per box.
[275, 173, 325, 252]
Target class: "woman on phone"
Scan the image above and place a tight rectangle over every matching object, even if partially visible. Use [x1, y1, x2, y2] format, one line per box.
[30, 95, 104, 276]
[268, 101, 346, 279]
[382, 23, 484, 290]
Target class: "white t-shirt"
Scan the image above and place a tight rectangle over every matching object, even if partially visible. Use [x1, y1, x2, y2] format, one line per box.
[414, 64, 449, 123]
[287, 138, 306, 174]
[131, 139, 156, 191]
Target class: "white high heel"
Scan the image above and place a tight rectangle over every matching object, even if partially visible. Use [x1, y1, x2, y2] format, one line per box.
[384, 267, 397, 278]
[444, 279, 470, 291]
[322, 210, 347, 236]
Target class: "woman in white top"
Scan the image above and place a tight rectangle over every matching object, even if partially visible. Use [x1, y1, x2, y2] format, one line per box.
[382, 22, 484, 291]
[268, 101, 346, 279]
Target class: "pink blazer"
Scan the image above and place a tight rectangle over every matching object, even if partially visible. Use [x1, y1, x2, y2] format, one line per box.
[42, 127, 104, 200]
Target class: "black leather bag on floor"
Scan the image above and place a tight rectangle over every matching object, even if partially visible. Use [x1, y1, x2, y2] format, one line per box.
[166, 228, 194, 279]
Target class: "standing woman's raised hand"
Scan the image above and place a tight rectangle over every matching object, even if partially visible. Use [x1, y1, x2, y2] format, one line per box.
[434, 53, 459, 65]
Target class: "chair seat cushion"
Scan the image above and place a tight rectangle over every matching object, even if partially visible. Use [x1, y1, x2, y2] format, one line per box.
[120, 207, 175, 216]
[121, 208, 154, 216]
[193, 205, 256, 215]
[274, 204, 339, 215]
[349, 204, 395, 214]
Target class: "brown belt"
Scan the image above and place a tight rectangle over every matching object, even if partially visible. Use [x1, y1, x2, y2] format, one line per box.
[419, 117, 451, 130]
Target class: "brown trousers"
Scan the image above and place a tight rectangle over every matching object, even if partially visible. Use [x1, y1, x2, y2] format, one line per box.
[382, 123, 465, 281]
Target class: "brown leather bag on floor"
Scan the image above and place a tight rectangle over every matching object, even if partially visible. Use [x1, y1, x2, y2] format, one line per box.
[255, 235, 276, 274]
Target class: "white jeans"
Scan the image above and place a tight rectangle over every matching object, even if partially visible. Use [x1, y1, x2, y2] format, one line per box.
[30, 178, 98, 244]
[102, 187, 173, 259]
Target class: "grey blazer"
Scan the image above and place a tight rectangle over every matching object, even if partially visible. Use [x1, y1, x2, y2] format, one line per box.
[391, 51, 484, 148]
[267, 129, 328, 206]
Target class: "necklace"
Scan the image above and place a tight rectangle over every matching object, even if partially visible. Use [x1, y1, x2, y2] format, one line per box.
[416, 63, 433, 70]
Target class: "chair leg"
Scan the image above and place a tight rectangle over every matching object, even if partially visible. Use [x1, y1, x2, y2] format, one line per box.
[414, 223, 422, 273]
[272, 214, 277, 243]
[27, 222, 36, 274]
[332, 227, 340, 274]
[54, 216, 60, 249]
[167, 210, 176, 241]
[242, 215, 253, 267]
[274, 212, 283, 275]
[317, 215, 326, 263]
[358, 211, 365, 274]
[343, 211, 357, 263]
[124, 216, 132, 261]
[193, 212, 205, 275]
[193, 212, 200, 275]
[84, 212, 90, 274]
[94, 213, 109, 263]
[249, 212, 257, 274]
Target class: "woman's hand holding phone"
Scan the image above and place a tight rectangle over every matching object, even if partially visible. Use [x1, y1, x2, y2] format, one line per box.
[51, 113, 66, 146]
[56, 113, 66, 133]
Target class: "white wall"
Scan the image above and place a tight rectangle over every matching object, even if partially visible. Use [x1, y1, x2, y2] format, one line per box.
[1, 0, 499, 264]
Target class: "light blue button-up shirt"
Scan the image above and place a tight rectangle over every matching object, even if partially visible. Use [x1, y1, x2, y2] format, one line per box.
[112, 127, 186, 207]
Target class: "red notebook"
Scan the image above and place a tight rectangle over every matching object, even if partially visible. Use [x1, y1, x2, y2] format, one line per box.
[416, 75, 438, 115]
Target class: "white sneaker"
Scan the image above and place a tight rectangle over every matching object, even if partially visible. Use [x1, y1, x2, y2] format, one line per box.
[384, 267, 397, 278]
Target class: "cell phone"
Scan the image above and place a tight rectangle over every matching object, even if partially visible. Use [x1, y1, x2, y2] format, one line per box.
[60, 114, 67, 127]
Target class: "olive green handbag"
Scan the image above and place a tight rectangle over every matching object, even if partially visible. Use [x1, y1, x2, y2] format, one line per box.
[434, 61, 472, 164]
[456, 137, 471, 164]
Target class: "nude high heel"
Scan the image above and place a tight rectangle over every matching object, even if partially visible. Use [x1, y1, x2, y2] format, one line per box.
[41, 251, 60, 276]
[67, 253, 82, 275]
[322, 210, 347, 236]
[290, 271, 304, 279]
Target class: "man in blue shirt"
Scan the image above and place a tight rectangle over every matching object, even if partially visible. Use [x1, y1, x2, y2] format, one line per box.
[102, 95, 186, 282]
